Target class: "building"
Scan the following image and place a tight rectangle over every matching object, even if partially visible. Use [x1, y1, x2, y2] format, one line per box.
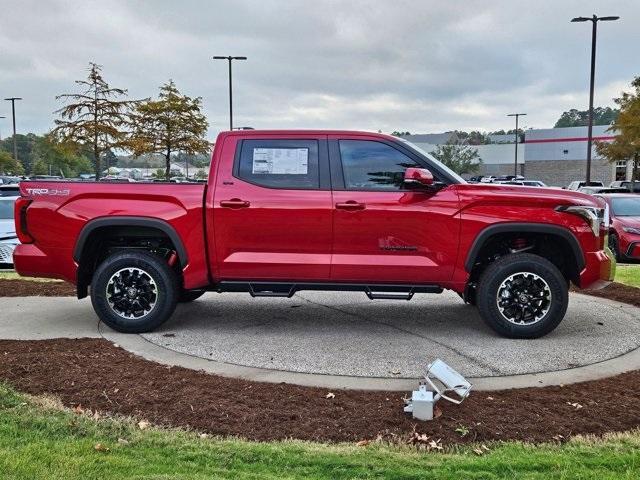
[404, 126, 630, 187]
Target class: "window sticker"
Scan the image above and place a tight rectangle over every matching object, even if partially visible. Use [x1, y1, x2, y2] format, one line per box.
[252, 148, 309, 174]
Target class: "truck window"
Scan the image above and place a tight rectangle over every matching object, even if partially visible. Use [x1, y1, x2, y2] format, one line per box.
[237, 139, 320, 189]
[338, 140, 419, 191]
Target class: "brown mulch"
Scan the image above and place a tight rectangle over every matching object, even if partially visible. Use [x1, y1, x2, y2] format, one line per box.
[577, 282, 640, 308]
[0, 279, 75, 297]
[0, 337, 639, 444]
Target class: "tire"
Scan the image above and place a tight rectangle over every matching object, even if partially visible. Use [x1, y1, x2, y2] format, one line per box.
[476, 253, 568, 339]
[90, 250, 179, 333]
[608, 233, 621, 262]
[178, 289, 206, 303]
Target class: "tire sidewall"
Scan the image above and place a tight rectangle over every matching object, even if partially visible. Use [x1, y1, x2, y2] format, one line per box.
[477, 254, 568, 339]
[91, 251, 178, 333]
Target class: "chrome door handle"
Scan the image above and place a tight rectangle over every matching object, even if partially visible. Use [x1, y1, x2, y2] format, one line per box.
[335, 201, 366, 211]
[220, 198, 250, 208]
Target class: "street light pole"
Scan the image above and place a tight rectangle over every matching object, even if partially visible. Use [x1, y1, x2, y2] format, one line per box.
[213, 56, 247, 130]
[571, 15, 619, 184]
[507, 113, 526, 177]
[4, 97, 22, 164]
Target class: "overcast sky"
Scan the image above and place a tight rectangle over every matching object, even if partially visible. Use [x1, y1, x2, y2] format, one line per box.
[0, 0, 638, 141]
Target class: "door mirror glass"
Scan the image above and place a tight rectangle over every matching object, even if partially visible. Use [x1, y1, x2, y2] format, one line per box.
[404, 167, 434, 187]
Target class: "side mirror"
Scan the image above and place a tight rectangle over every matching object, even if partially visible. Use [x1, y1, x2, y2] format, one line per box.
[404, 167, 434, 187]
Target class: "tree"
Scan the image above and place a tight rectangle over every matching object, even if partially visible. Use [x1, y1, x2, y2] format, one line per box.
[554, 107, 619, 128]
[130, 80, 209, 179]
[430, 143, 482, 175]
[51, 62, 136, 179]
[596, 77, 640, 181]
[0, 151, 24, 175]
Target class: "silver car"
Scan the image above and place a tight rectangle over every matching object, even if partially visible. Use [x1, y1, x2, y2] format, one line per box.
[0, 196, 18, 267]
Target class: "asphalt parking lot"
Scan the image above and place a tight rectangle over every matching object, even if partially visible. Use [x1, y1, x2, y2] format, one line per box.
[2, 290, 639, 390]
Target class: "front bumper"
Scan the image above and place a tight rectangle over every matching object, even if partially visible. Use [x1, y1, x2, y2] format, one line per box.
[579, 247, 616, 290]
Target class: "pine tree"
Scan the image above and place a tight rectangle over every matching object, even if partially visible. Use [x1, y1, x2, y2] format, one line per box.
[130, 80, 209, 180]
[51, 63, 136, 179]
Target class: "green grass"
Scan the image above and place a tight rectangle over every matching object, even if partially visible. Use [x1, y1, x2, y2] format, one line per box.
[0, 384, 639, 479]
[616, 264, 640, 288]
[0, 271, 60, 282]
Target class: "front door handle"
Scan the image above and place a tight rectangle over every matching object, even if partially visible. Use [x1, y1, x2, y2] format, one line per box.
[335, 201, 366, 211]
[220, 198, 250, 209]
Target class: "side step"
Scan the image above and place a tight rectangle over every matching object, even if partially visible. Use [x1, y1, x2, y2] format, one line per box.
[216, 281, 443, 300]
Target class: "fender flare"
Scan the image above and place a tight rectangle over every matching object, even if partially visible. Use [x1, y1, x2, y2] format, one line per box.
[464, 222, 586, 273]
[73, 216, 188, 268]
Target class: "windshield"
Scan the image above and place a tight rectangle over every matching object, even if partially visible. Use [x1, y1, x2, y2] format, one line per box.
[611, 197, 640, 216]
[395, 138, 466, 184]
[0, 200, 14, 220]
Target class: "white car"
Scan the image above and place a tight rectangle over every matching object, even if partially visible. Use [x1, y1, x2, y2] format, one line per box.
[0, 195, 19, 267]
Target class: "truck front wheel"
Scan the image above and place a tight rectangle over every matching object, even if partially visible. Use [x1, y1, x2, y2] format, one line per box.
[90, 251, 179, 333]
[476, 253, 568, 339]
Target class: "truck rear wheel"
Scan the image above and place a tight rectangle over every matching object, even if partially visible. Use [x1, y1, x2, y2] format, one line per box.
[90, 251, 179, 333]
[476, 253, 568, 339]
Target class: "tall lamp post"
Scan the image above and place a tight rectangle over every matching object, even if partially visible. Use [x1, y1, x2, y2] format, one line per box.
[571, 15, 619, 183]
[507, 113, 526, 176]
[212, 55, 247, 130]
[4, 97, 22, 164]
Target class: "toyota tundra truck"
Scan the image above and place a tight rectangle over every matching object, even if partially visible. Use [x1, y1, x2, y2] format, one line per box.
[13, 130, 615, 338]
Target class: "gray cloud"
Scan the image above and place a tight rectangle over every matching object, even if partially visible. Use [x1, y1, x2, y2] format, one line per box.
[0, 0, 638, 140]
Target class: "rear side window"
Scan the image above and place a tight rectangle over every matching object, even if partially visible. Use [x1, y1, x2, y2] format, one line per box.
[338, 140, 420, 191]
[237, 139, 319, 189]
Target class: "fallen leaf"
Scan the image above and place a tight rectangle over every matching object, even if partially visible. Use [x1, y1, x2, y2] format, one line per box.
[486, 396, 494, 400]
[356, 440, 370, 447]
[566, 402, 583, 410]
[199, 433, 209, 439]
[473, 448, 484, 456]
[434, 405, 443, 419]
[389, 369, 401, 375]
[73, 405, 84, 414]
[325, 392, 335, 399]
[138, 420, 150, 430]
[94, 443, 110, 452]
[117, 438, 129, 445]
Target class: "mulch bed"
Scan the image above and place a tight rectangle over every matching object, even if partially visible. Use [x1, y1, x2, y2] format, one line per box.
[0, 277, 639, 445]
[0, 279, 75, 297]
[0, 338, 639, 444]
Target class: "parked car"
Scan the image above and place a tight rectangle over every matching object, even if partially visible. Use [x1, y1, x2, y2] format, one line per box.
[0, 185, 20, 197]
[99, 176, 137, 182]
[467, 176, 482, 183]
[566, 181, 604, 191]
[594, 194, 640, 262]
[0, 176, 21, 185]
[609, 180, 640, 193]
[577, 186, 628, 195]
[13, 130, 614, 339]
[0, 195, 18, 267]
[496, 180, 547, 187]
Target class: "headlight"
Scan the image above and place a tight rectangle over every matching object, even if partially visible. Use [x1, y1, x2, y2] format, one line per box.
[623, 226, 640, 235]
[556, 205, 607, 236]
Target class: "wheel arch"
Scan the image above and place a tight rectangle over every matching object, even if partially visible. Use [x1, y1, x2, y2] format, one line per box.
[74, 216, 188, 298]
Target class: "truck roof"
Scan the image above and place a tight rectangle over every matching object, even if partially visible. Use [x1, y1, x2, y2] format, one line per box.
[217, 129, 397, 140]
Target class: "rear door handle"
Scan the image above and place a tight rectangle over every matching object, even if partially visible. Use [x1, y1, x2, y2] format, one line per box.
[335, 201, 366, 211]
[220, 198, 250, 209]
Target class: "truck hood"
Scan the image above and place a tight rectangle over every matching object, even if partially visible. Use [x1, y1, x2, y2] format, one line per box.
[454, 183, 602, 208]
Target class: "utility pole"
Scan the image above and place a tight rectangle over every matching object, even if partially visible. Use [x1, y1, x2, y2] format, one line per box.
[4, 97, 22, 165]
[507, 113, 526, 177]
[571, 15, 619, 183]
[212, 56, 247, 130]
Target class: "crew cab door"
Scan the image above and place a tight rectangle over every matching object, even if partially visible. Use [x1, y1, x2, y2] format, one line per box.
[211, 135, 332, 280]
[329, 136, 460, 283]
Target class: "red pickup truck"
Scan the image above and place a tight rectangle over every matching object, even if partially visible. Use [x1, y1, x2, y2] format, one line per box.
[13, 130, 614, 338]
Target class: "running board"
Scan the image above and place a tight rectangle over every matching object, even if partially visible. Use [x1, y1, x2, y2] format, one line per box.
[216, 281, 443, 300]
